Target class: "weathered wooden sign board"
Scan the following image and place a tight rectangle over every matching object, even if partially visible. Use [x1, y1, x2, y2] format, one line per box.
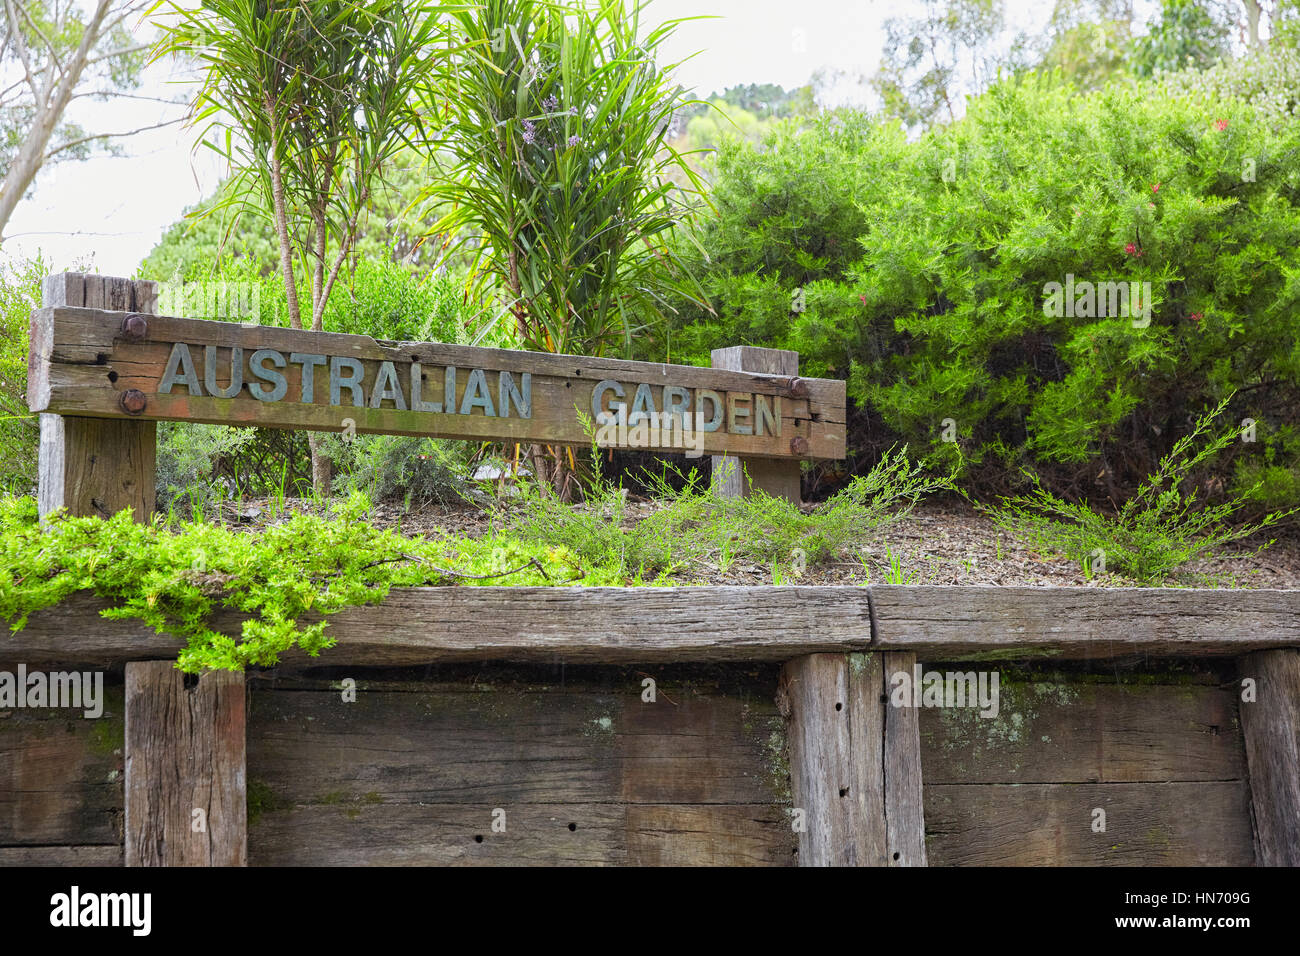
[29, 306, 846, 460]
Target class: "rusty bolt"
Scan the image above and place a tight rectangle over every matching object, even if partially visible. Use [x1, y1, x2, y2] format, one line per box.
[120, 313, 149, 341]
[119, 389, 147, 415]
[790, 436, 809, 456]
[786, 376, 809, 398]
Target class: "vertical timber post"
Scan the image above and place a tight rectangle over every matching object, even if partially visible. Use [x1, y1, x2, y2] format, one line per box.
[124, 662, 247, 866]
[710, 346, 802, 504]
[1237, 649, 1300, 866]
[34, 272, 157, 521]
[781, 651, 926, 866]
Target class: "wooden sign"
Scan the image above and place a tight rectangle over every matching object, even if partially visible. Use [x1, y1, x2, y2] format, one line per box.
[29, 306, 846, 460]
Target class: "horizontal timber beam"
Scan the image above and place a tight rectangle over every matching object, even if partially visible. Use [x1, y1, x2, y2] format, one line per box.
[28, 305, 846, 460]
[5, 585, 1300, 668]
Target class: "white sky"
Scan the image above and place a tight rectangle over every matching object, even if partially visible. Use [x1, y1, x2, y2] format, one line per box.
[1, 0, 1075, 276]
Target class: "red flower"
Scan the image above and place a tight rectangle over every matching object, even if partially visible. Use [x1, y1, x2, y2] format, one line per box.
[1215, 119, 1229, 131]
[859, 294, 867, 304]
[1190, 312, 1204, 322]
[1125, 242, 1137, 255]
[1152, 183, 1161, 192]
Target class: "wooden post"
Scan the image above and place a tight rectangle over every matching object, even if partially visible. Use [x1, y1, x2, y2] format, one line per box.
[34, 272, 158, 521]
[882, 651, 926, 866]
[124, 662, 247, 866]
[780, 651, 926, 866]
[1237, 649, 1300, 866]
[711, 346, 802, 504]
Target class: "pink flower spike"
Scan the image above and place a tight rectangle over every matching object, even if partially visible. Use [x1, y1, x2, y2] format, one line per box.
[1215, 119, 1229, 131]
[1152, 183, 1160, 192]
[1125, 242, 1137, 255]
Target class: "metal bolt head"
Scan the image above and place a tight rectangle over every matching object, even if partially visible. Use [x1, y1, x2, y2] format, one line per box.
[120, 313, 149, 341]
[119, 389, 147, 415]
[790, 436, 809, 456]
[786, 376, 809, 398]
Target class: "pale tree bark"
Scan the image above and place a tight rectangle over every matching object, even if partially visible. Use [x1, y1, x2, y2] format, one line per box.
[0, 0, 146, 241]
[1242, 0, 1264, 48]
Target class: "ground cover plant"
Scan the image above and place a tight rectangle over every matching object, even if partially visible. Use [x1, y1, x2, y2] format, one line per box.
[0, 449, 954, 672]
[0, 493, 611, 673]
[498, 445, 955, 578]
[979, 398, 1298, 583]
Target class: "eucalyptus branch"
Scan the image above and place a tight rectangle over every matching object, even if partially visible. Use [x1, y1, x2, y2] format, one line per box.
[43, 116, 183, 160]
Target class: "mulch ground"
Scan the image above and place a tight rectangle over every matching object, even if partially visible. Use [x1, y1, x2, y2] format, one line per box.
[208, 494, 1300, 589]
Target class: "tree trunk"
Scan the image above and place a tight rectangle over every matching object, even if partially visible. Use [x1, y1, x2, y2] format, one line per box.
[308, 433, 332, 498]
[1243, 0, 1263, 48]
[0, 0, 114, 241]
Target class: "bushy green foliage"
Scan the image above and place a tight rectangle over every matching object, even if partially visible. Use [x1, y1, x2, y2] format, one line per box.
[143, 253, 503, 347]
[500, 446, 953, 577]
[0, 493, 617, 672]
[0, 256, 43, 495]
[327, 434, 471, 507]
[423, 0, 707, 358]
[1158, 46, 1300, 130]
[979, 398, 1296, 583]
[664, 74, 1300, 499]
[155, 421, 258, 512]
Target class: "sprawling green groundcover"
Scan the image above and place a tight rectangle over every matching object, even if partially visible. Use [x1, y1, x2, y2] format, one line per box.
[0, 450, 946, 672]
[1, 427, 1292, 673]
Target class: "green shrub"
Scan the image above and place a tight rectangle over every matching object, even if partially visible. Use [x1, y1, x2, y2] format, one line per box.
[979, 398, 1296, 583]
[155, 422, 258, 513]
[0, 256, 43, 495]
[664, 73, 1300, 501]
[144, 253, 502, 346]
[327, 434, 471, 507]
[500, 446, 953, 577]
[1157, 46, 1300, 131]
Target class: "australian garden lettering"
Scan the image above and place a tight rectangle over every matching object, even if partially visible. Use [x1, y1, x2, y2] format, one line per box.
[157, 344, 534, 418]
[28, 306, 847, 460]
[156, 342, 784, 443]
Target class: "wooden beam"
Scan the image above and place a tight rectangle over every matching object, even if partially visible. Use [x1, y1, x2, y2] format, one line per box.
[1237, 649, 1300, 866]
[870, 585, 1300, 658]
[8, 585, 1300, 669]
[124, 661, 246, 866]
[29, 305, 846, 461]
[9, 587, 874, 667]
[780, 651, 925, 866]
[35, 275, 158, 522]
[711, 346, 803, 503]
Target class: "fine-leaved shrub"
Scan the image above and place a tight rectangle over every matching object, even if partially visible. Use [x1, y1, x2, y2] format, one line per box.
[979, 398, 1297, 583]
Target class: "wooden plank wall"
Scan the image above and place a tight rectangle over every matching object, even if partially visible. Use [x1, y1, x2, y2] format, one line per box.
[243, 665, 795, 866]
[0, 683, 125, 866]
[0, 661, 1259, 866]
[920, 666, 1254, 865]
